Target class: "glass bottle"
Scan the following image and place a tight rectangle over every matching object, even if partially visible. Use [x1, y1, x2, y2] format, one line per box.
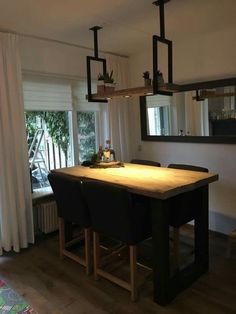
[103, 140, 111, 162]
[97, 145, 104, 162]
[108, 140, 116, 161]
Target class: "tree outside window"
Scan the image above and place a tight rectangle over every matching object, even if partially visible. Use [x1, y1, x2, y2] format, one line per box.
[77, 111, 96, 162]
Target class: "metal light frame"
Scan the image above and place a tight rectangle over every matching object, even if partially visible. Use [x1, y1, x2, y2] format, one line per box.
[152, 0, 173, 96]
[86, 26, 108, 103]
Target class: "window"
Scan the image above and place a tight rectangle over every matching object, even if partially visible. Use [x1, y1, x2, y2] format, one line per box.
[146, 95, 171, 135]
[72, 80, 109, 163]
[147, 106, 169, 135]
[26, 111, 72, 189]
[23, 75, 108, 191]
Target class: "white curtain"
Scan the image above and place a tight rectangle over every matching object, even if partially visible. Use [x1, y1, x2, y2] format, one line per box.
[0, 32, 34, 254]
[105, 54, 131, 162]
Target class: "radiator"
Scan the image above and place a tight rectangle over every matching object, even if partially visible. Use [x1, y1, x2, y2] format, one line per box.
[37, 200, 59, 234]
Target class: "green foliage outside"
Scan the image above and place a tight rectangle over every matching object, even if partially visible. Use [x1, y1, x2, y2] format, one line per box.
[25, 111, 69, 157]
[25, 111, 97, 163]
[77, 111, 96, 162]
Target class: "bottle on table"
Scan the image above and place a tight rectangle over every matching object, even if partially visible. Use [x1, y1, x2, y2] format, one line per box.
[103, 140, 116, 162]
[97, 145, 104, 162]
[103, 140, 111, 162]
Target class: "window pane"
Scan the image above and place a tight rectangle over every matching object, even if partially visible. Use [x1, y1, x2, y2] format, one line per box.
[25, 111, 72, 190]
[147, 106, 170, 135]
[77, 111, 96, 162]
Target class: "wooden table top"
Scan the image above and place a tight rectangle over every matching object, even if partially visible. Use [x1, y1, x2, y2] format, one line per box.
[53, 163, 218, 200]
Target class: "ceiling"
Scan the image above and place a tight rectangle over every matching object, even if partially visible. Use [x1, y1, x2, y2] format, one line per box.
[0, 0, 235, 56]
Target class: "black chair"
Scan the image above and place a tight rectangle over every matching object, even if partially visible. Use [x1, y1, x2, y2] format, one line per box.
[167, 164, 208, 266]
[48, 172, 92, 275]
[168, 163, 208, 173]
[82, 180, 152, 301]
[130, 159, 161, 167]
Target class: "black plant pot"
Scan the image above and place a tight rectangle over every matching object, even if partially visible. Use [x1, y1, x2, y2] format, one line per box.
[144, 78, 152, 87]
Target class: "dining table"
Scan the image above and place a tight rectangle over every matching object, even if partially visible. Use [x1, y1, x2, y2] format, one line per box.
[53, 163, 218, 305]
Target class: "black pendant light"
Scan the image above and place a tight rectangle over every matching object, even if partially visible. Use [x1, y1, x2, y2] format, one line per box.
[85, 1, 236, 101]
[152, 0, 173, 96]
[86, 26, 108, 103]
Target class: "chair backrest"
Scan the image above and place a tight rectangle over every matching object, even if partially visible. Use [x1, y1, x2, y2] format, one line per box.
[167, 164, 208, 227]
[168, 163, 208, 173]
[82, 180, 151, 245]
[130, 159, 161, 167]
[48, 172, 90, 227]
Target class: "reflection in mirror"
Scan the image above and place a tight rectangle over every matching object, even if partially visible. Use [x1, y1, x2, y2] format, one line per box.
[144, 86, 236, 137]
[208, 86, 236, 136]
[146, 95, 171, 135]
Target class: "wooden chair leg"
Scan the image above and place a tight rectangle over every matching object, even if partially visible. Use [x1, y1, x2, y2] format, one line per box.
[93, 232, 100, 280]
[85, 228, 92, 275]
[59, 219, 92, 275]
[173, 227, 180, 267]
[59, 217, 65, 260]
[130, 245, 137, 302]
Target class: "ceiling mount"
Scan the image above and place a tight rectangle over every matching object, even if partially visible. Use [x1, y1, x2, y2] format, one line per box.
[89, 26, 102, 58]
[89, 26, 102, 31]
[152, 0, 170, 5]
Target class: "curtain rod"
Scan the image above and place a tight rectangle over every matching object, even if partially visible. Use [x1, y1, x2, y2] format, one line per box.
[0, 28, 129, 59]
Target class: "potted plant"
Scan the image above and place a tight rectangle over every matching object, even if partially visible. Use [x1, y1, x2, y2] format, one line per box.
[97, 73, 105, 94]
[157, 70, 164, 85]
[104, 70, 115, 94]
[143, 71, 152, 86]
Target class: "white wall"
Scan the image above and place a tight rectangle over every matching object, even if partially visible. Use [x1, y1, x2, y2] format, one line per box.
[128, 27, 236, 234]
[20, 36, 103, 79]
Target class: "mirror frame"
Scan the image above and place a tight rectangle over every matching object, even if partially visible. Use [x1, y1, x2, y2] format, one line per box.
[140, 93, 236, 144]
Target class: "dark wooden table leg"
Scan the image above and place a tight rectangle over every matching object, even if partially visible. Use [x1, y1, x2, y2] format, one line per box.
[150, 198, 170, 305]
[194, 185, 209, 271]
[150, 185, 209, 306]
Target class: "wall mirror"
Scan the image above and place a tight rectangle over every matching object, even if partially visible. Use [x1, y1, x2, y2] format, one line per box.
[140, 84, 236, 143]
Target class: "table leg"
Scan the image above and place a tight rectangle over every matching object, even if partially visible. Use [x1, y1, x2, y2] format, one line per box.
[150, 198, 170, 305]
[150, 185, 209, 306]
[194, 185, 209, 270]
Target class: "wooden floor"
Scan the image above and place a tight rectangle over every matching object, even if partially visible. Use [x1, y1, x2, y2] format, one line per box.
[0, 228, 236, 314]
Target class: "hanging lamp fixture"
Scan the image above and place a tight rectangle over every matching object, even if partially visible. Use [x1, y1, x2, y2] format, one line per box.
[150, 1, 236, 99]
[85, 2, 236, 102]
[152, 0, 174, 96]
[86, 26, 108, 103]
